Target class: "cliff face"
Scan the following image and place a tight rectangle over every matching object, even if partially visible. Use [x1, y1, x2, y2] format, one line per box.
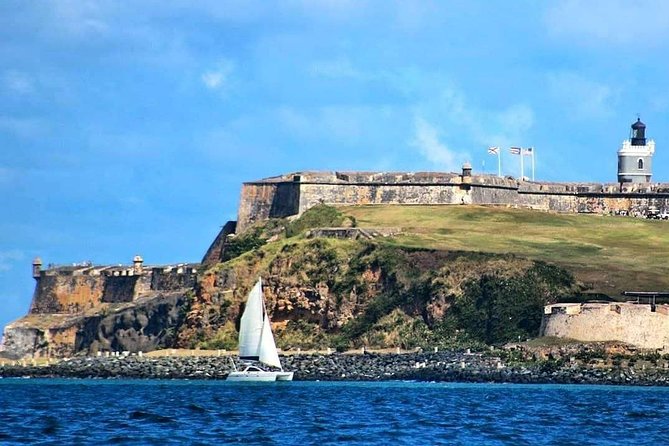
[1, 263, 198, 359]
[2, 204, 581, 359]
[176, 238, 576, 351]
[74, 293, 190, 354]
[1, 292, 189, 359]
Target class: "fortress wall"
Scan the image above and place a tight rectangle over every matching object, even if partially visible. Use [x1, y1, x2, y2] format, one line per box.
[541, 303, 669, 349]
[3, 264, 198, 359]
[235, 173, 669, 234]
[299, 183, 595, 215]
[27, 266, 198, 318]
[149, 267, 198, 292]
[470, 185, 519, 205]
[29, 274, 105, 314]
[237, 182, 300, 231]
[298, 183, 464, 213]
[201, 221, 237, 265]
[102, 276, 139, 303]
[516, 192, 576, 212]
[237, 183, 280, 231]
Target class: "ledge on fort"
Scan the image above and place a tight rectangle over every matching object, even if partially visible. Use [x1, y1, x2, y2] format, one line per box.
[246, 170, 669, 193]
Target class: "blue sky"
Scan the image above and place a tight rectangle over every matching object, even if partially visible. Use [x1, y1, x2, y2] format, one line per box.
[2, 0, 669, 335]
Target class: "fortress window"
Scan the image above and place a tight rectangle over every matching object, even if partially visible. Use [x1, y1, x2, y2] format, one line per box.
[638, 158, 644, 170]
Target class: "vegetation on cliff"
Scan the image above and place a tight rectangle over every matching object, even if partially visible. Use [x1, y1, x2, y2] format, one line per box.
[178, 205, 580, 351]
[11, 203, 669, 359]
[344, 204, 669, 296]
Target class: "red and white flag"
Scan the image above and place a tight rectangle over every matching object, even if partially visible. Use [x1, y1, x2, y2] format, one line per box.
[488, 146, 499, 155]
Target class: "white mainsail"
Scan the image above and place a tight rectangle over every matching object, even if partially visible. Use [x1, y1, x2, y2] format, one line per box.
[237, 278, 282, 369]
[238, 279, 264, 360]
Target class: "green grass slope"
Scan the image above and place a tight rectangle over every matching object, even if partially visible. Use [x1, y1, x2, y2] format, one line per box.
[343, 205, 669, 297]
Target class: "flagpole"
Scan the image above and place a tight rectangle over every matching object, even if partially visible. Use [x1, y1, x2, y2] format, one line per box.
[520, 149, 524, 180]
[531, 148, 535, 181]
[497, 151, 501, 177]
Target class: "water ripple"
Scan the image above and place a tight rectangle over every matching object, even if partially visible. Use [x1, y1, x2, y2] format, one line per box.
[0, 380, 669, 445]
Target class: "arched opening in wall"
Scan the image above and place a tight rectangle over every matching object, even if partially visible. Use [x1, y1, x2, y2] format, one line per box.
[638, 158, 644, 170]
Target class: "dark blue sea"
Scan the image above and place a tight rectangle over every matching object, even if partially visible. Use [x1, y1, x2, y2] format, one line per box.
[1, 379, 668, 445]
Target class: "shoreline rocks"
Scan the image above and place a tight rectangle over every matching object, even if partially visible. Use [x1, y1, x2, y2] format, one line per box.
[2, 352, 669, 386]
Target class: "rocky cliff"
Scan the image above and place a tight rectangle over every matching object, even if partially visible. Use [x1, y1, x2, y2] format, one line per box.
[1, 263, 198, 359]
[1, 205, 580, 359]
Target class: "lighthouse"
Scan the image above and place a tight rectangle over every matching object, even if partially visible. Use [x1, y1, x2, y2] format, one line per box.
[618, 118, 654, 184]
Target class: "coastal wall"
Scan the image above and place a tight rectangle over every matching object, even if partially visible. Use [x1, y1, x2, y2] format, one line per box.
[236, 171, 669, 231]
[28, 263, 198, 313]
[30, 273, 105, 314]
[201, 221, 237, 265]
[1, 261, 200, 359]
[540, 303, 669, 349]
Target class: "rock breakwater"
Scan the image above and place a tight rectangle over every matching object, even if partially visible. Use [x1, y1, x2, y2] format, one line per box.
[3, 351, 669, 386]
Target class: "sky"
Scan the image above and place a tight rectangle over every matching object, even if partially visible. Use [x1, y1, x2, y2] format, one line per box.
[2, 0, 669, 335]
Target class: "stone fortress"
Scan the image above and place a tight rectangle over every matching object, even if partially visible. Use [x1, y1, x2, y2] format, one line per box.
[237, 118, 666, 232]
[2, 256, 198, 359]
[3, 118, 669, 358]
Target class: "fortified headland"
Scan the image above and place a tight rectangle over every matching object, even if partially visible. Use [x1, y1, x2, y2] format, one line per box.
[2, 118, 669, 359]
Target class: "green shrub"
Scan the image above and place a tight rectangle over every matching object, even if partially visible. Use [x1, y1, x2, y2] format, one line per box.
[442, 263, 575, 345]
[286, 204, 346, 237]
[221, 228, 266, 261]
[198, 321, 238, 350]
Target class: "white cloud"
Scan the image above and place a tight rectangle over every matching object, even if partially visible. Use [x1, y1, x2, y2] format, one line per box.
[545, 0, 669, 46]
[547, 72, 617, 118]
[411, 117, 464, 172]
[422, 86, 534, 149]
[0, 250, 24, 273]
[201, 60, 235, 91]
[408, 84, 534, 175]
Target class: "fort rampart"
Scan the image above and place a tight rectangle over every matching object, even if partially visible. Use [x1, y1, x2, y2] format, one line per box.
[541, 302, 669, 350]
[29, 262, 198, 314]
[1, 260, 198, 359]
[236, 170, 669, 231]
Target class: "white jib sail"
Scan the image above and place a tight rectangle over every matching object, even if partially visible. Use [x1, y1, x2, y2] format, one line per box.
[238, 278, 264, 359]
[258, 310, 281, 369]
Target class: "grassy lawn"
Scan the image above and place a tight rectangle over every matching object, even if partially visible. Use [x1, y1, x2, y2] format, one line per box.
[343, 204, 669, 297]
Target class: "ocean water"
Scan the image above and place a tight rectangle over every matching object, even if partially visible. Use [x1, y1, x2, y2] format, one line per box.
[0, 380, 668, 445]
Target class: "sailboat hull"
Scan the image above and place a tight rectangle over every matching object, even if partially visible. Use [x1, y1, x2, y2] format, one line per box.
[226, 370, 294, 382]
[276, 371, 294, 381]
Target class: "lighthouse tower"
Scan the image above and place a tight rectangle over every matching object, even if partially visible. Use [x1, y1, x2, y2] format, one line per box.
[618, 118, 654, 184]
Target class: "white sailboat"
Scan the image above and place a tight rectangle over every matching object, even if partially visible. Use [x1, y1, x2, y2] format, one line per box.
[226, 277, 293, 382]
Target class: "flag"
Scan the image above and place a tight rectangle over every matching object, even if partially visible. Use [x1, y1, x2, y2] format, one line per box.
[523, 147, 533, 156]
[487, 146, 499, 155]
[509, 147, 521, 155]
